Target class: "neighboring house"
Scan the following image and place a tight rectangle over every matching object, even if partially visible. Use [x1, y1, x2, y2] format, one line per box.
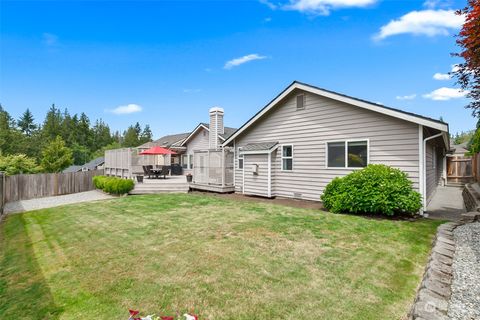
[63, 157, 105, 173]
[223, 81, 449, 212]
[449, 142, 469, 156]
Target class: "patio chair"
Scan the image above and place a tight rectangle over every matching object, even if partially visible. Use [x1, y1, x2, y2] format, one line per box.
[142, 165, 152, 179]
[157, 166, 170, 179]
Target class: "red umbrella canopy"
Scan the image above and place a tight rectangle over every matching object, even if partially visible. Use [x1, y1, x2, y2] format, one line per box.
[139, 146, 177, 155]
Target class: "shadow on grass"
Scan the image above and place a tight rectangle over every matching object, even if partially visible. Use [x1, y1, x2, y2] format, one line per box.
[0, 214, 63, 319]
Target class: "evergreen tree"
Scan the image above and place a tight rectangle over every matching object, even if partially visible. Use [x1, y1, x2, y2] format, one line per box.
[92, 119, 113, 149]
[42, 104, 63, 141]
[122, 125, 140, 147]
[40, 136, 73, 172]
[0, 105, 22, 155]
[18, 108, 37, 136]
[139, 124, 153, 144]
[76, 112, 93, 149]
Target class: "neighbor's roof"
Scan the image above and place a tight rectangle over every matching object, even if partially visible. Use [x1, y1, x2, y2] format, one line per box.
[240, 142, 279, 152]
[223, 81, 449, 146]
[450, 142, 469, 155]
[62, 165, 82, 173]
[138, 132, 190, 149]
[83, 157, 105, 170]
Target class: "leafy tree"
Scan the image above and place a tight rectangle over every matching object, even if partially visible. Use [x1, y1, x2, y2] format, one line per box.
[18, 108, 37, 136]
[452, 130, 475, 144]
[71, 143, 91, 165]
[0, 154, 41, 175]
[40, 136, 73, 172]
[453, 0, 480, 116]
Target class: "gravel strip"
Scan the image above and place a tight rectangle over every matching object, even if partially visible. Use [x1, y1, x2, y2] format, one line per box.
[448, 222, 480, 320]
[4, 190, 114, 214]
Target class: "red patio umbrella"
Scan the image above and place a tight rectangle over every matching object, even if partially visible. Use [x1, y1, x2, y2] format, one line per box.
[139, 146, 177, 155]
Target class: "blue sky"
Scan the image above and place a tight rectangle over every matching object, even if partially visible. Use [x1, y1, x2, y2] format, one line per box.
[0, 0, 475, 138]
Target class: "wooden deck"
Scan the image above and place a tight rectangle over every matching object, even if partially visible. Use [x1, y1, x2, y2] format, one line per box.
[129, 176, 190, 194]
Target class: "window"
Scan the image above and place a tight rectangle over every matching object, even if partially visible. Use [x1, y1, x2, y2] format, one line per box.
[238, 148, 243, 169]
[282, 145, 293, 171]
[181, 155, 188, 169]
[296, 94, 305, 110]
[189, 154, 194, 169]
[327, 140, 368, 168]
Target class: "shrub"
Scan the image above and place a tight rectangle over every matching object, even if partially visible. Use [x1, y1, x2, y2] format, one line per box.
[321, 164, 422, 216]
[0, 154, 41, 175]
[93, 175, 134, 195]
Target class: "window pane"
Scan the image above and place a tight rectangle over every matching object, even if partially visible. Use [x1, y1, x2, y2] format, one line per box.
[283, 146, 292, 157]
[189, 155, 194, 169]
[282, 158, 292, 170]
[296, 95, 304, 109]
[328, 142, 345, 167]
[238, 158, 244, 169]
[181, 155, 188, 169]
[347, 141, 367, 167]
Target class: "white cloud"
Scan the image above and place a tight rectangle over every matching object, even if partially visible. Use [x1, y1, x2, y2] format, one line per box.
[432, 64, 460, 80]
[259, 0, 278, 10]
[283, 0, 376, 15]
[433, 72, 450, 80]
[224, 54, 267, 69]
[42, 33, 58, 46]
[423, 87, 468, 100]
[374, 9, 464, 40]
[396, 94, 417, 100]
[108, 104, 142, 115]
[423, 0, 453, 9]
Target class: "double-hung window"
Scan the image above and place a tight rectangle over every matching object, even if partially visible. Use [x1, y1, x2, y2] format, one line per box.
[282, 145, 293, 171]
[327, 140, 368, 168]
[181, 154, 189, 169]
[189, 154, 193, 169]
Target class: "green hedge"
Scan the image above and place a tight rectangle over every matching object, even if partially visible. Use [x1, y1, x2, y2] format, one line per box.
[321, 164, 422, 216]
[93, 175, 134, 195]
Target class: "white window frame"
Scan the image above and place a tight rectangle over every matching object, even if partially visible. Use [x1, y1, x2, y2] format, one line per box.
[181, 154, 189, 169]
[189, 154, 193, 170]
[325, 139, 369, 169]
[281, 144, 294, 171]
[237, 148, 244, 169]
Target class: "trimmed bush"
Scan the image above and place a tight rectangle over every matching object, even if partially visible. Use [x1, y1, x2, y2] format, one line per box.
[92, 175, 134, 195]
[321, 164, 422, 216]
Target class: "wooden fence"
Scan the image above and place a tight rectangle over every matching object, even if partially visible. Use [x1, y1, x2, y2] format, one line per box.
[1, 169, 103, 204]
[0, 172, 5, 218]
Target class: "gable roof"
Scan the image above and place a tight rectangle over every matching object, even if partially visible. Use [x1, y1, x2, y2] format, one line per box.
[62, 157, 104, 173]
[138, 132, 190, 149]
[223, 81, 449, 146]
[180, 123, 238, 146]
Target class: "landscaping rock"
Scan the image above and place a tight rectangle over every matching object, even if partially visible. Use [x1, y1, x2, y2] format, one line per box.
[447, 222, 480, 320]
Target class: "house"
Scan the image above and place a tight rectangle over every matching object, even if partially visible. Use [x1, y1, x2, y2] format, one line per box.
[136, 108, 237, 174]
[63, 157, 105, 173]
[222, 81, 449, 212]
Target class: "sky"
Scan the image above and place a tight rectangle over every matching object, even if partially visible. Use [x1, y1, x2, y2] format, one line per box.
[0, 0, 475, 138]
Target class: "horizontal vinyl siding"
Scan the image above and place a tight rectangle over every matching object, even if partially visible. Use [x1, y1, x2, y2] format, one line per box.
[184, 128, 210, 174]
[243, 154, 269, 196]
[233, 91, 420, 201]
[425, 142, 443, 204]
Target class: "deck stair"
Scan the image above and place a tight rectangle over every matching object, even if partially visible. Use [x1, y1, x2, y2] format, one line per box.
[129, 176, 190, 195]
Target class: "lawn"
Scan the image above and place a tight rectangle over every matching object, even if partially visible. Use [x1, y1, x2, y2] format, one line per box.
[0, 194, 442, 319]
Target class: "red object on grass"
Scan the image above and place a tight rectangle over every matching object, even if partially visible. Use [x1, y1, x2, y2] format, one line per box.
[139, 146, 177, 155]
[160, 317, 175, 320]
[129, 310, 139, 316]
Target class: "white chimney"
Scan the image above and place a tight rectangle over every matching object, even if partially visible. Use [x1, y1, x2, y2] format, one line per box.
[209, 107, 224, 150]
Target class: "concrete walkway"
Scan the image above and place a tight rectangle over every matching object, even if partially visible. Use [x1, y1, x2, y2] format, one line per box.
[4, 190, 114, 214]
[426, 186, 466, 221]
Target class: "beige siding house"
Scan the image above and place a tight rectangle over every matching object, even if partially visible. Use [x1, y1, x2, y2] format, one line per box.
[223, 81, 449, 212]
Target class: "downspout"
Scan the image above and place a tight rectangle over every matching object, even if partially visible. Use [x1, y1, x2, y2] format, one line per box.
[423, 132, 444, 213]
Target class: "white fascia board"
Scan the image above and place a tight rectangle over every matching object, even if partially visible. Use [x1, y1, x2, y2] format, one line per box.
[180, 124, 210, 147]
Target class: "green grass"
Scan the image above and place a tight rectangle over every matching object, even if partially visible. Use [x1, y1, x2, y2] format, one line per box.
[0, 194, 442, 319]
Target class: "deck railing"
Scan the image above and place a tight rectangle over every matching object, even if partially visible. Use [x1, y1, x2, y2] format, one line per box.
[193, 149, 234, 187]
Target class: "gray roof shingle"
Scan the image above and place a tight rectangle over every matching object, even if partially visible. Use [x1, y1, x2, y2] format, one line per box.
[240, 142, 278, 152]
